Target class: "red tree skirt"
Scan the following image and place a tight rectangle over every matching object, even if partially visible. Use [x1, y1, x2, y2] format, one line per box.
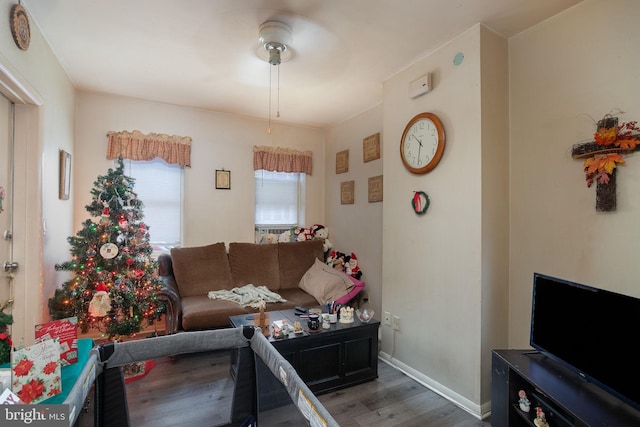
[123, 360, 156, 383]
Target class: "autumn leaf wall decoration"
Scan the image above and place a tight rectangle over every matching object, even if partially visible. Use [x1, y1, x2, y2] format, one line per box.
[583, 119, 640, 187]
[572, 114, 640, 211]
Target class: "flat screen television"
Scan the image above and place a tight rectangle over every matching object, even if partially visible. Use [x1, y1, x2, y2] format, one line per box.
[530, 272, 640, 411]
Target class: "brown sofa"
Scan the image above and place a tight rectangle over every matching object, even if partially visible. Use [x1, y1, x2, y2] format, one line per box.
[158, 239, 327, 333]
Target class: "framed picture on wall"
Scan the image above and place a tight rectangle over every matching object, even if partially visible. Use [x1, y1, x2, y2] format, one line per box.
[336, 150, 349, 174]
[363, 133, 380, 163]
[341, 180, 355, 204]
[368, 175, 383, 202]
[215, 169, 231, 189]
[59, 150, 71, 200]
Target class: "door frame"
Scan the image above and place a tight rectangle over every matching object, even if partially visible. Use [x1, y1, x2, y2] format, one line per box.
[0, 55, 44, 342]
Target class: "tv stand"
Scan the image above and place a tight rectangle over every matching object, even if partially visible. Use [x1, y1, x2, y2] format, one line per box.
[492, 350, 640, 427]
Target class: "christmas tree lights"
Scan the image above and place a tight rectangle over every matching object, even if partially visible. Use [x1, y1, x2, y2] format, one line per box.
[49, 158, 164, 338]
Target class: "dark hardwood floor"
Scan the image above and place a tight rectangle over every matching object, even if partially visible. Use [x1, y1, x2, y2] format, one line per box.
[77, 350, 491, 427]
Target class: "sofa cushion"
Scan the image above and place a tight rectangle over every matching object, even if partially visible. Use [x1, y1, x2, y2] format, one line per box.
[170, 243, 233, 297]
[229, 242, 280, 290]
[299, 258, 355, 305]
[277, 288, 318, 308]
[278, 239, 324, 289]
[181, 295, 248, 330]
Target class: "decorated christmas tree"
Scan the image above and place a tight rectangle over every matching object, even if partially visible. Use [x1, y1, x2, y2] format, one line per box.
[49, 158, 164, 338]
[0, 300, 13, 364]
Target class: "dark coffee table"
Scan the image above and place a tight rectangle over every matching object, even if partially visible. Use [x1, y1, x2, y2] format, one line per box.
[230, 308, 379, 409]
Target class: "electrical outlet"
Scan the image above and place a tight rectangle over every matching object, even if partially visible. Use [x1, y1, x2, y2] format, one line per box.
[393, 315, 401, 331]
[384, 312, 392, 326]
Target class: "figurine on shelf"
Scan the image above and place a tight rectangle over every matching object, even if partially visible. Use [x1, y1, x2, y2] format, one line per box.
[534, 407, 549, 427]
[293, 321, 303, 334]
[339, 306, 354, 323]
[518, 390, 531, 412]
[257, 302, 269, 336]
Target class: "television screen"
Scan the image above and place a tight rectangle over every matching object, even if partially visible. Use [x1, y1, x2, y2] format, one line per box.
[530, 273, 640, 410]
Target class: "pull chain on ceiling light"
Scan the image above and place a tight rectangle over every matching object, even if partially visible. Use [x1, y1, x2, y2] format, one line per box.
[258, 21, 292, 134]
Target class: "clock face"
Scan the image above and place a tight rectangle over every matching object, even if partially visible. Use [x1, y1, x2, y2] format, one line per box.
[400, 112, 445, 174]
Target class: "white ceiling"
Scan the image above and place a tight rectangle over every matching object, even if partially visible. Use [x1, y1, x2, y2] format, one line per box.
[23, 0, 582, 128]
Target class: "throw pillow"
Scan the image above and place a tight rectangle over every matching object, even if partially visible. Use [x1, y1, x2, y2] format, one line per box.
[170, 243, 233, 297]
[299, 258, 354, 305]
[335, 274, 366, 305]
[278, 239, 324, 289]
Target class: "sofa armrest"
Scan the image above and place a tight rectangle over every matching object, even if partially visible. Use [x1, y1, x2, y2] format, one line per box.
[157, 254, 182, 334]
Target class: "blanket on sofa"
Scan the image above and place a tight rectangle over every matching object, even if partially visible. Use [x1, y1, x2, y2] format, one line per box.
[207, 284, 287, 308]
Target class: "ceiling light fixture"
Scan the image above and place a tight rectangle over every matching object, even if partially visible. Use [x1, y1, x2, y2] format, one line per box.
[258, 21, 292, 134]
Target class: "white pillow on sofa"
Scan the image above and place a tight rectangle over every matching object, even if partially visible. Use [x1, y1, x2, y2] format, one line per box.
[299, 258, 354, 305]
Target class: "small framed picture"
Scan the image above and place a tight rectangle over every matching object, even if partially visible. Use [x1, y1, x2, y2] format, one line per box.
[215, 170, 231, 189]
[368, 175, 383, 203]
[340, 180, 355, 204]
[59, 150, 71, 200]
[336, 150, 349, 174]
[363, 133, 380, 163]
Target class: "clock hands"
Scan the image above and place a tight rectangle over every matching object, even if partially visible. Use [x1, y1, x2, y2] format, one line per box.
[411, 134, 423, 165]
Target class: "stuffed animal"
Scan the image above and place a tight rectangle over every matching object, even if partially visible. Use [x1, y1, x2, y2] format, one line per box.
[312, 224, 333, 254]
[330, 251, 346, 272]
[278, 229, 292, 243]
[295, 226, 314, 242]
[346, 252, 362, 279]
[88, 283, 112, 318]
[263, 233, 278, 244]
[325, 250, 336, 265]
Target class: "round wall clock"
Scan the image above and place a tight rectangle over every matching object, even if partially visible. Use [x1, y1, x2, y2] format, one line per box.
[400, 112, 445, 174]
[10, 4, 30, 51]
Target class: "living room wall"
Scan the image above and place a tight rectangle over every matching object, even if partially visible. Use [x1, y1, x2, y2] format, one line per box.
[0, 0, 75, 344]
[325, 105, 384, 319]
[509, 0, 640, 346]
[74, 91, 326, 247]
[379, 24, 509, 417]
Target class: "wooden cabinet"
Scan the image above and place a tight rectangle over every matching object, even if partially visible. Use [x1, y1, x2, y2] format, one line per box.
[230, 310, 379, 411]
[492, 350, 640, 427]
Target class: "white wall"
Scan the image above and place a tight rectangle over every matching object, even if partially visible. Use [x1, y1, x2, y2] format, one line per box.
[378, 24, 509, 417]
[0, 0, 75, 344]
[479, 26, 509, 409]
[381, 26, 486, 413]
[74, 92, 325, 246]
[325, 105, 384, 317]
[509, 0, 640, 347]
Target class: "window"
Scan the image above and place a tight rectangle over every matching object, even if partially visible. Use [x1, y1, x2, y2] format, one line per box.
[124, 158, 182, 250]
[255, 170, 305, 227]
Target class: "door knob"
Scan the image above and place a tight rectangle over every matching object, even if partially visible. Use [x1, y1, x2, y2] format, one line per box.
[3, 261, 18, 272]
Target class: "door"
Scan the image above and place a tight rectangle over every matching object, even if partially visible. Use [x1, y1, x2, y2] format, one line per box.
[0, 95, 15, 318]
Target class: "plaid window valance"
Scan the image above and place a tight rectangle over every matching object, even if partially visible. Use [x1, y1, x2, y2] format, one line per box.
[253, 145, 312, 175]
[107, 130, 191, 167]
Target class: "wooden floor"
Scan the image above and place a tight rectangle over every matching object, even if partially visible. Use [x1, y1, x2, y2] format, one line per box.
[77, 350, 491, 427]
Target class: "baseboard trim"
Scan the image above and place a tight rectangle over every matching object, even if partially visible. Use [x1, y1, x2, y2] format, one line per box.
[378, 351, 491, 421]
